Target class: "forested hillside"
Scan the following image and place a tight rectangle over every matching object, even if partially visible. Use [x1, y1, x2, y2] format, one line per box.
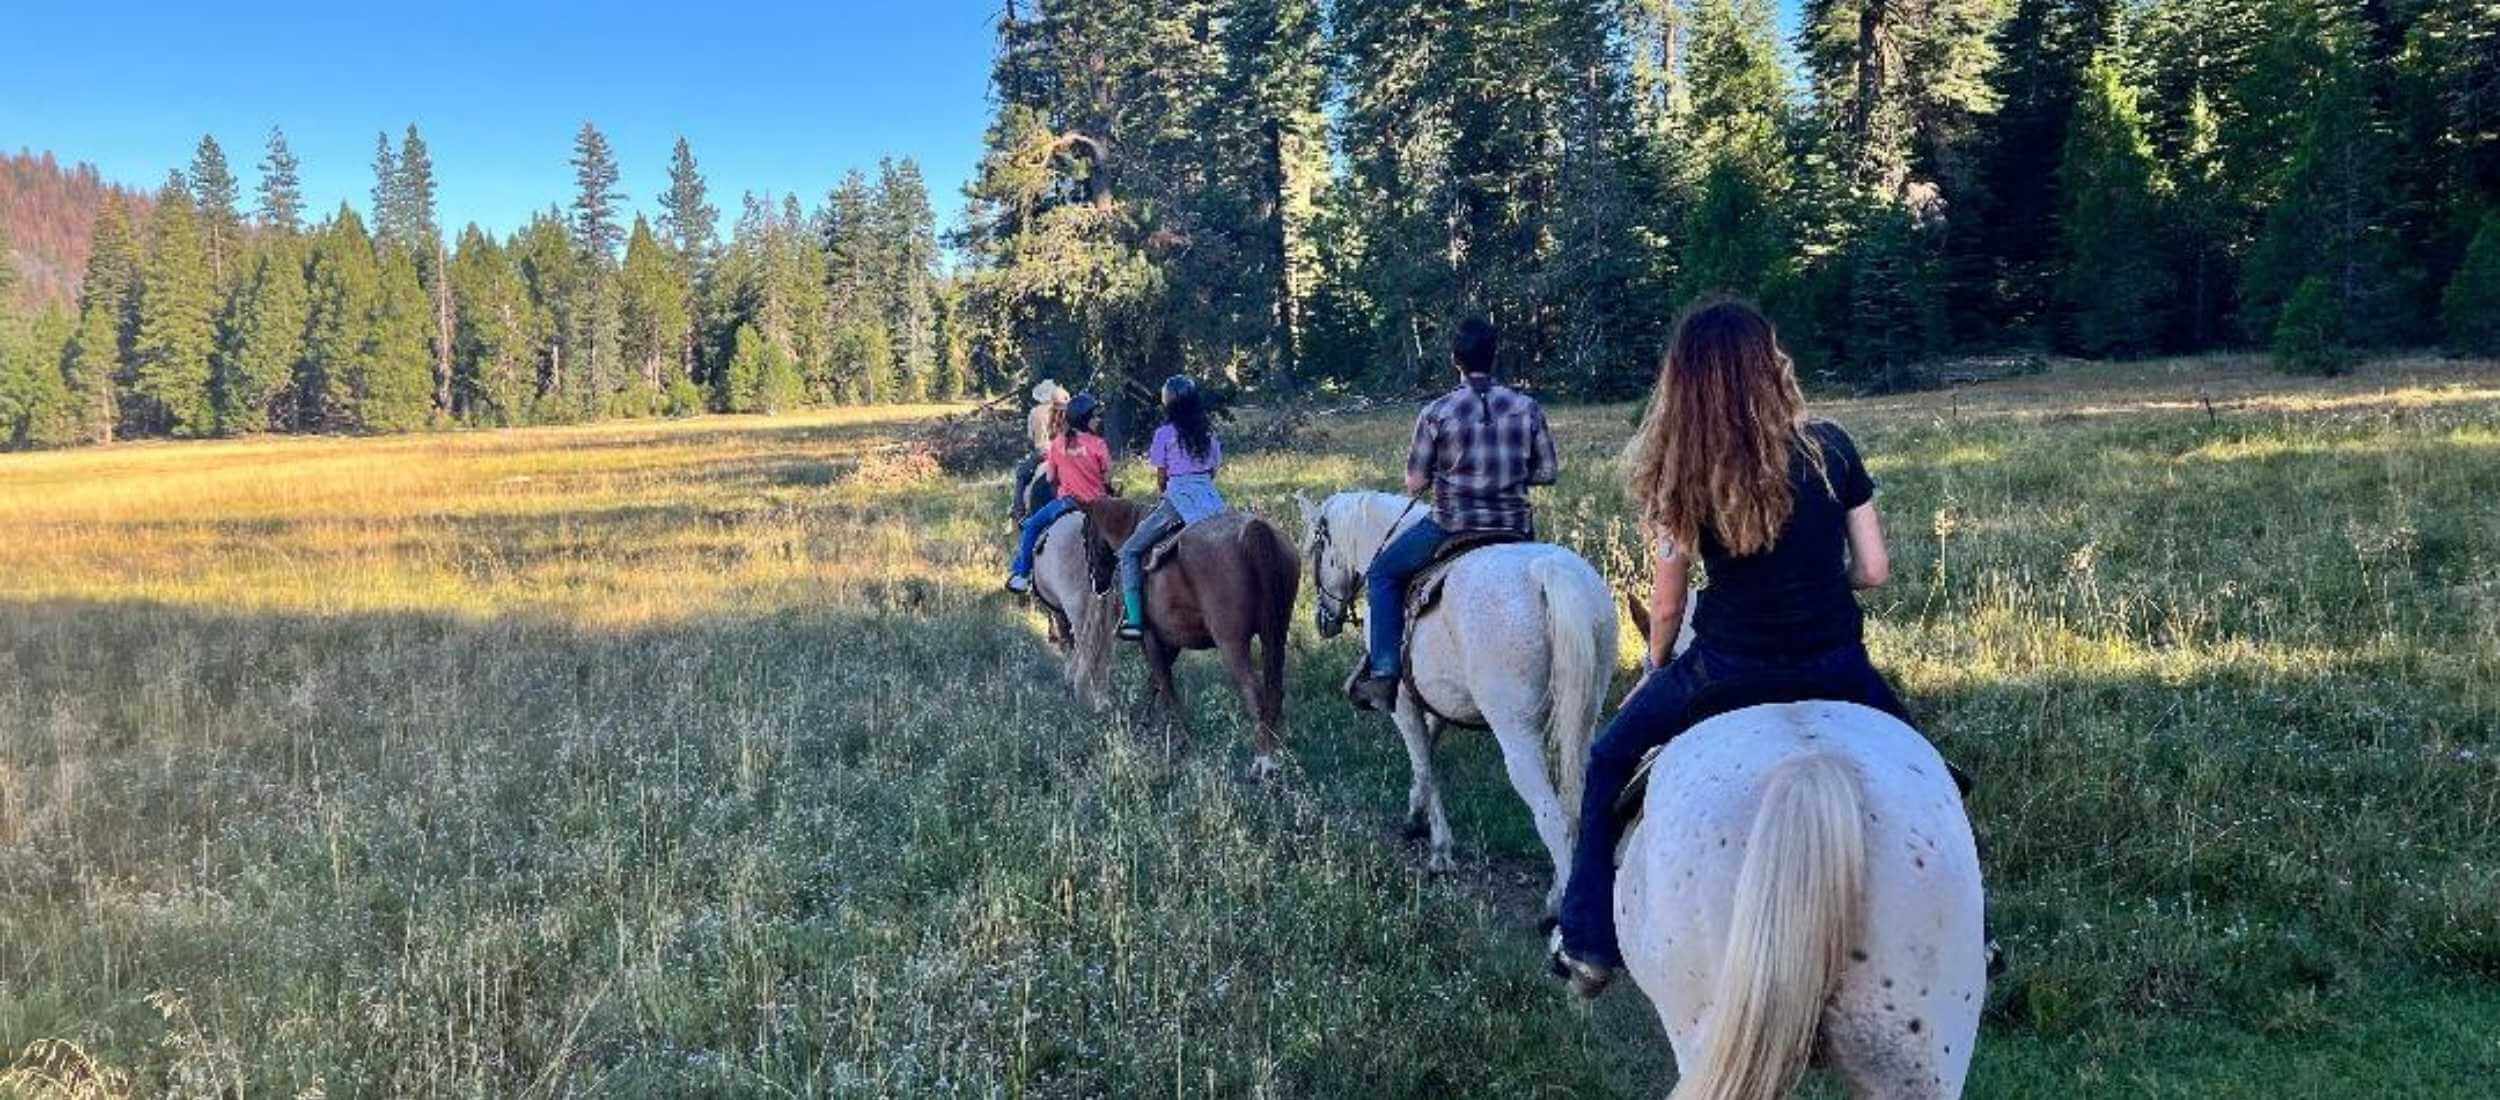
[0, 127, 947, 448]
[0, 151, 152, 314]
[5, 0, 2499, 451]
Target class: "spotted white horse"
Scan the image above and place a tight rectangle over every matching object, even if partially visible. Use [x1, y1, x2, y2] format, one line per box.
[1616, 600, 1986, 1099]
[1297, 490, 1616, 920]
[1027, 508, 1115, 710]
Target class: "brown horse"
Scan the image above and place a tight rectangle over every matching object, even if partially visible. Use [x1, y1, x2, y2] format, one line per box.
[1071, 497, 1300, 777]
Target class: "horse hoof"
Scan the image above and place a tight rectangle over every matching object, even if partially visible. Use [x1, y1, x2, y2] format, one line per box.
[1426, 851, 1457, 874]
[1400, 815, 1431, 843]
[1247, 754, 1282, 782]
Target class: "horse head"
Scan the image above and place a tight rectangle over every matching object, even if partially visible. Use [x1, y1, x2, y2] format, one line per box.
[1298, 492, 1361, 639]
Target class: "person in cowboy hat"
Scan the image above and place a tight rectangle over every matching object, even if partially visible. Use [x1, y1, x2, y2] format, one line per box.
[1013, 380, 1072, 522]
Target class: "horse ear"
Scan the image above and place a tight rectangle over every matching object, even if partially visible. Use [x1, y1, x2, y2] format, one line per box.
[1625, 592, 1652, 647]
[1293, 492, 1317, 530]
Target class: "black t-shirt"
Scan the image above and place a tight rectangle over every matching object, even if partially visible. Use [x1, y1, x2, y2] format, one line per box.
[1688, 419, 1876, 658]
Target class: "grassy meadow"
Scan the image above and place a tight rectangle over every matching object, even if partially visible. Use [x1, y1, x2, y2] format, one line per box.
[3, 358, 2498, 1097]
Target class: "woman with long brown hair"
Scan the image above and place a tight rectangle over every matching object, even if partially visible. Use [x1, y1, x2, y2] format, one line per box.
[1552, 297, 1910, 996]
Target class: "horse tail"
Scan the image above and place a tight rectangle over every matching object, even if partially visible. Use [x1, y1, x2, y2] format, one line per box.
[1239, 515, 1300, 674]
[1532, 554, 1613, 821]
[1069, 587, 1117, 710]
[1671, 753, 1866, 1100]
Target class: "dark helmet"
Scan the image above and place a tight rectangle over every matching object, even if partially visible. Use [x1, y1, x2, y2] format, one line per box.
[1065, 392, 1102, 428]
[1160, 374, 1198, 411]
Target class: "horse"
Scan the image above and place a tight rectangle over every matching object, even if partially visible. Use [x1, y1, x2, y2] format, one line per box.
[1027, 506, 1116, 710]
[1070, 497, 1300, 778]
[1295, 490, 1616, 920]
[1614, 595, 1986, 1100]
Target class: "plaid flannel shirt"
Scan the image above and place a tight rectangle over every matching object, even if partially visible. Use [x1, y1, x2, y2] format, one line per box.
[1405, 383, 1559, 534]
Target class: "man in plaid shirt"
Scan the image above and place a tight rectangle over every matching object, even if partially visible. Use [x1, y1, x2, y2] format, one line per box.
[1349, 319, 1560, 712]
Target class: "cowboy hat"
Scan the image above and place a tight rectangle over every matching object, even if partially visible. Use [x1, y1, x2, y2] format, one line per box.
[1030, 379, 1070, 405]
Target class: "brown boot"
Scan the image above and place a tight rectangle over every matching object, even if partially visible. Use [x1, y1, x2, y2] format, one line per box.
[1346, 672, 1400, 713]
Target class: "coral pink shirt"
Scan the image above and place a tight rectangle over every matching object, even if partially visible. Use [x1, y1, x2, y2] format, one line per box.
[1044, 434, 1113, 502]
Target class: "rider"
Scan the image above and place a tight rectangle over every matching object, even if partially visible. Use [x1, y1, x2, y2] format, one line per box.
[1346, 318, 1558, 713]
[1551, 297, 1909, 998]
[1116, 376, 1227, 641]
[1005, 392, 1110, 594]
[1013, 380, 1071, 521]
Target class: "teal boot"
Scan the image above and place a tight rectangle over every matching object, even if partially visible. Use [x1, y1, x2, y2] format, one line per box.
[1117, 589, 1147, 641]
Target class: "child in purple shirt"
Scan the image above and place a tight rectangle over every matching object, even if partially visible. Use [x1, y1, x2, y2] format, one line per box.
[1118, 376, 1228, 640]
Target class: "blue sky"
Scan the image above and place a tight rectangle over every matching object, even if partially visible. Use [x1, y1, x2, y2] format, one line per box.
[2, 0, 1001, 238]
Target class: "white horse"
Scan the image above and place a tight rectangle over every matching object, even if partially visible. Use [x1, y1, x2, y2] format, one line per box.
[1617, 609, 1986, 1099]
[1296, 490, 1616, 919]
[1028, 508, 1114, 710]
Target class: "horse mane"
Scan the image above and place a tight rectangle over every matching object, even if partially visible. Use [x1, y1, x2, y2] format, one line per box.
[1323, 490, 1427, 568]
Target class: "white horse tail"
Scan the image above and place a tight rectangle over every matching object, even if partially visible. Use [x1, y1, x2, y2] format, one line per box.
[1531, 554, 1612, 821]
[1069, 588, 1118, 710]
[1672, 753, 1867, 1100]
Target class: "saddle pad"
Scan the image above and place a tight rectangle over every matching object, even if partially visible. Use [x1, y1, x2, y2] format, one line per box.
[1141, 508, 1244, 575]
[1398, 531, 1531, 638]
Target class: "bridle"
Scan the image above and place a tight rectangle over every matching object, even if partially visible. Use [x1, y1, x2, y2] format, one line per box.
[1308, 495, 1422, 637]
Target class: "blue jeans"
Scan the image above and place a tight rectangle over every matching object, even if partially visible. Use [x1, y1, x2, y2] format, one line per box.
[1557, 638, 1910, 967]
[1362, 516, 1449, 679]
[1011, 497, 1077, 579]
[1118, 501, 1186, 603]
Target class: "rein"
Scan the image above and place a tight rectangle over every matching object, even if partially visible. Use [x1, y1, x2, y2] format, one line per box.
[1311, 494, 1423, 632]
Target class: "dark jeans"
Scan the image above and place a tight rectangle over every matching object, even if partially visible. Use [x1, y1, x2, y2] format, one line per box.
[1363, 516, 1450, 679]
[1011, 497, 1077, 579]
[1557, 637, 1910, 967]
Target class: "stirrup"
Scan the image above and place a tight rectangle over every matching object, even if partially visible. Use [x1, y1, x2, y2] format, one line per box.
[1545, 931, 1616, 999]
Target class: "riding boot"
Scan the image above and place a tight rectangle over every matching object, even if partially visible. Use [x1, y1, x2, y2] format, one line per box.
[1117, 589, 1146, 641]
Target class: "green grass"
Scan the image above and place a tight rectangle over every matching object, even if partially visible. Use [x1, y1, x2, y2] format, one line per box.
[1, 358, 2496, 1096]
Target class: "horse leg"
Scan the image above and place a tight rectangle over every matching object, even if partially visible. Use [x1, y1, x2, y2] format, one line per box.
[1489, 715, 1576, 922]
[1215, 635, 1281, 780]
[1141, 631, 1190, 743]
[1390, 698, 1454, 872]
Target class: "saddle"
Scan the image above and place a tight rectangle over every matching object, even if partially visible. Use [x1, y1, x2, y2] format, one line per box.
[1139, 508, 1241, 576]
[1394, 528, 1530, 729]
[1607, 677, 1964, 839]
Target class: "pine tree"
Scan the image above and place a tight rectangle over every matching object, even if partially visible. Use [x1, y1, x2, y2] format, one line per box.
[303, 205, 382, 429]
[2241, 19, 2409, 346]
[2056, 53, 2173, 356]
[448, 225, 536, 423]
[657, 137, 718, 390]
[189, 134, 243, 287]
[511, 210, 581, 419]
[397, 125, 440, 249]
[1971, 0, 2122, 337]
[396, 124, 454, 418]
[2442, 212, 2500, 356]
[659, 137, 719, 264]
[213, 237, 311, 433]
[357, 248, 437, 431]
[1678, 0, 1798, 302]
[875, 158, 940, 402]
[1, 307, 77, 449]
[2273, 273, 2349, 373]
[258, 126, 305, 233]
[65, 194, 139, 443]
[570, 122, 625, 261]
[619, 215, 690, 407]
[371, 133, 404, 249]
[130, 176, 219, 437]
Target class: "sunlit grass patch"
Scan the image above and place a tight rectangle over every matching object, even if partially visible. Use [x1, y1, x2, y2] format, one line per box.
[1, 363, 2496, 1095]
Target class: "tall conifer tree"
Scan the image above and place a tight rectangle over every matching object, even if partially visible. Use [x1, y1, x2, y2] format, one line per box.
[131, 175, 219, 436]
[258, 126, 305, 233]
